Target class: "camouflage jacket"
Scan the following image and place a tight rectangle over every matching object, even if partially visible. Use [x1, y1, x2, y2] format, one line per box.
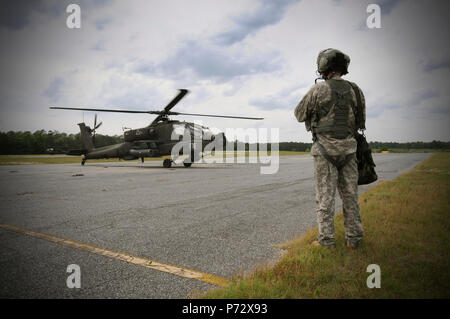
[294, 75, 366, 156]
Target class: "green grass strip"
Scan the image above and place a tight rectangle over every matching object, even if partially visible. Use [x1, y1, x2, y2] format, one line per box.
[202, 153, 450, 298]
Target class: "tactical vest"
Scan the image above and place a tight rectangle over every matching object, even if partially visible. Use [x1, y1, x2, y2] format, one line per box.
[312, 79, 356, 140]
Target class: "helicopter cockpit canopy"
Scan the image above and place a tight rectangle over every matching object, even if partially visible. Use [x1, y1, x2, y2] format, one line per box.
[172, 123, 215, 141]
[200, 126, 214, 141]
[172, 123, 186, 139]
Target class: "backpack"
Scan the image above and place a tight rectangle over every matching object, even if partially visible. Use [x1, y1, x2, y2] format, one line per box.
[354, 131, 378, 185]
[347, 82, 378, 185]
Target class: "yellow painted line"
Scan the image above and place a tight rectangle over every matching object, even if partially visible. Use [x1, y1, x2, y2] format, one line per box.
[0, 223, 231, 287]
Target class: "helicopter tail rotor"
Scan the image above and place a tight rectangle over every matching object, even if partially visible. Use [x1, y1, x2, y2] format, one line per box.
[92, 114, 103, 145]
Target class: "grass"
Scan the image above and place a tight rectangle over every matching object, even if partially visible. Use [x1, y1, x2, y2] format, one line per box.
[0, 151, 308, 165]
[202, 153, 450, 298]
[372, 148, 448, 153]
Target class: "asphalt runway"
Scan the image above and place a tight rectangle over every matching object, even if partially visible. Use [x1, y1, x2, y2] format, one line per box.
[0, 153, 431, 298]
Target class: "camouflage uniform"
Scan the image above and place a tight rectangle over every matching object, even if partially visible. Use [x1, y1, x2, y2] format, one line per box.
[294, 75, 365, 246]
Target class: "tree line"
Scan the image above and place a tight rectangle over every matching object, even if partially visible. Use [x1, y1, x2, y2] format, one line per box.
[0, 130, 123, 155]
[0, 130, 449, 155]
[239, 141, 450, 152]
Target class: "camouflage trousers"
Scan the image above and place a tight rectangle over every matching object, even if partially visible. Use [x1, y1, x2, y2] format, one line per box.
[313, 153, 363, 246]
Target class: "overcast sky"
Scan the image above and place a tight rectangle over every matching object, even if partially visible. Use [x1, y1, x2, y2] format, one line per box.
[0, 0, 449, 143]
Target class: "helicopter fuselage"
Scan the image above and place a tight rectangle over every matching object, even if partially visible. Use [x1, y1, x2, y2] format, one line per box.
[83, 120, 218, 161]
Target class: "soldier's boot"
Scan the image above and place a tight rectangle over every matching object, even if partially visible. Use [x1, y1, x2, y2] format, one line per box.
[346, 241, 360, 250]
[311, 240, 335, 248]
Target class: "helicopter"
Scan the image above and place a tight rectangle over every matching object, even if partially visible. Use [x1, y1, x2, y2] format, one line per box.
[50, 89, 263, 168]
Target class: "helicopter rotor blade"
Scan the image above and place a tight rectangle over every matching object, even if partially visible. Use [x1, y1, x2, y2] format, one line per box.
[167, 112, 263, 120]
[51, 107, 263, 120]
[50, 89, 188, 114]
[163, 89, 189, 113]
[50, 89, 262, 121]
[50, 106, 154, 114]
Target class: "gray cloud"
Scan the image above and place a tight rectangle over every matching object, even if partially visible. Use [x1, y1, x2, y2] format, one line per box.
[250, 85, 304, 110]
[367, 102, 396, 118]
[0, 0, 45, 30]
[368, 89, 441, 118]
[134, 40, 283, 83]
[92, 0, 114, 6]
[95, 17, 112, 30]
[428, 101, 450, 115]
[43, 77, 65, 103]
[408, 89, 440, 106]
[422, 57, 450, 73]
[213, 0, 299, 45]
[103, 88, 163, 110]
[378, 0, 401, 15]
[91, 40, 106, 51]
[0, 0, 113, 30]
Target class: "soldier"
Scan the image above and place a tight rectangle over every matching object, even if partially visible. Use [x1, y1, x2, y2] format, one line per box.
[294, 48, 365, 249]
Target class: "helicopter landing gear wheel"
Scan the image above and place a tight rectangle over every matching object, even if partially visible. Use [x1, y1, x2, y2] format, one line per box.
[163, 159, 172, 168]
[183, 156, 193, 167]
[183, 161, 192, 168]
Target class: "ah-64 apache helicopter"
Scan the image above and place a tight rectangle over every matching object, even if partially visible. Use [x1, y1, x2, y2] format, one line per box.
[50, 89, 263, 168]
